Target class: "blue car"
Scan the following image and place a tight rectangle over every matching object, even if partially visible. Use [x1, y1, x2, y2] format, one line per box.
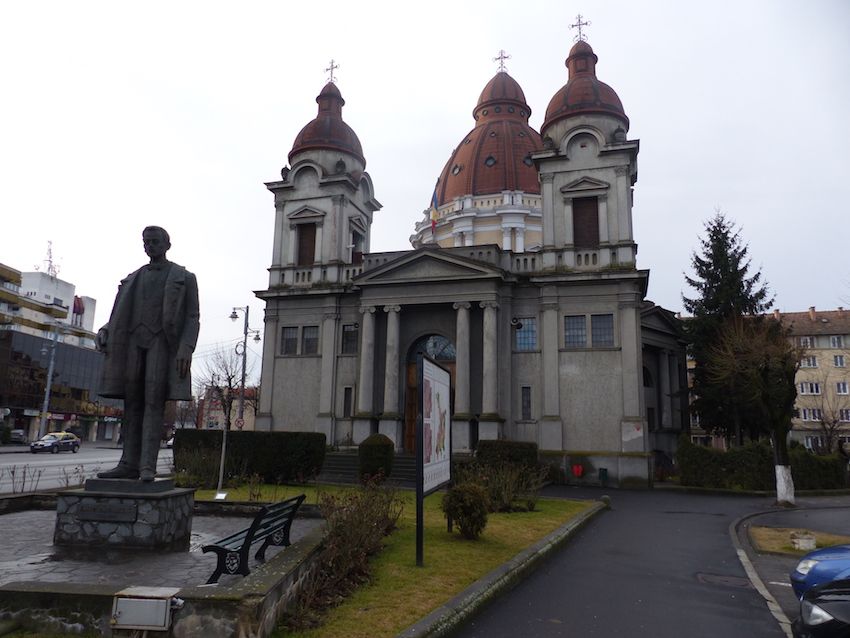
[791, 545, 850, 599]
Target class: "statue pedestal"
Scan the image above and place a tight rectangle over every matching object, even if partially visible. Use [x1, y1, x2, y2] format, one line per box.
[54, 479, 195, 551]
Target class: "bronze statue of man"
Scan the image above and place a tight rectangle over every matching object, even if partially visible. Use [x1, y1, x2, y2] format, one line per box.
[97, 226, 200, 481]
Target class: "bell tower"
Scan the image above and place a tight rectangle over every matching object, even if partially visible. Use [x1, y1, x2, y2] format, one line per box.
[534, 37, 639, 271]
[265, 80, 381, 289]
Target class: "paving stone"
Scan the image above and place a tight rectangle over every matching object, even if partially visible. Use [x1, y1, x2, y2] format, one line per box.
[0, 509, 323, 589]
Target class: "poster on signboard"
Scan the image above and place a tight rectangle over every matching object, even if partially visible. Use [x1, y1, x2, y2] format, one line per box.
[420, 355, 451, 495]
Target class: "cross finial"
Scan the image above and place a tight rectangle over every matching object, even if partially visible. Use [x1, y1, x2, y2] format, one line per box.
[493, 49, 511, 72]
[324, 59, 339, 84]
[570, 14, 591, 42]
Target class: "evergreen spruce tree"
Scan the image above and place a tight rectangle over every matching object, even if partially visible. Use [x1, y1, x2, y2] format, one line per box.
[683, 212, 773, 444]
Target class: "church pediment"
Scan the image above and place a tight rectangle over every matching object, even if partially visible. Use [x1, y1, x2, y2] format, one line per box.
[356, 249, 504, 286]
[641, 303, 684, 338]
[560, 176, 610, 194]
[287, 206, 326, 221]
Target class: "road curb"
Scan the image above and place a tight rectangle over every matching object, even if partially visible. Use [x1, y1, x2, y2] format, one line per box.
[396, 499, 607, 638]
[729, 511, 793, 638]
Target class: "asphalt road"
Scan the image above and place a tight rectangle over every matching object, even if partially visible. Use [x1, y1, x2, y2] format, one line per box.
[453, 487, 786, 638]
[0, 444, 173, 493]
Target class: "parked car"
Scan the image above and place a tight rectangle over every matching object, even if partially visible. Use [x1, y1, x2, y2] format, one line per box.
[791, 545, 850, 599]
[9, 429, 27, 444]
[793, 578, 850, 637]
[30, 432, 80, 454]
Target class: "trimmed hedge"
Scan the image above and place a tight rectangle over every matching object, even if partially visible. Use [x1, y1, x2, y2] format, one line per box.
[476, 440, 538, 466]
[677, 435, 847, 491]
[172, 429, 325, 486]
[358, 433, 394, 481]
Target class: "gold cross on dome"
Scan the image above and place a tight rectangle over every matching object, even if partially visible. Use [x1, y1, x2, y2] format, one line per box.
[324, 59, 339, 84]
[570, 14, 591, 42]
[493, 49, 511, 72]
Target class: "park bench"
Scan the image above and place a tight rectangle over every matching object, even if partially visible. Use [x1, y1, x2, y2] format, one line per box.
[202, 494, 306, 584]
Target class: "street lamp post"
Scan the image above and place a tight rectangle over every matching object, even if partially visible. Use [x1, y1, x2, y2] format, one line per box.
[38, 324, 62, 438]
[217, 306, 260, 494]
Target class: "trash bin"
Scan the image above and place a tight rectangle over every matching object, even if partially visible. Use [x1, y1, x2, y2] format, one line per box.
[598, 467, 608, 487]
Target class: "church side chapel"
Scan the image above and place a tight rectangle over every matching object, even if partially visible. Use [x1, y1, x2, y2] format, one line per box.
[255, 23, 687, 486]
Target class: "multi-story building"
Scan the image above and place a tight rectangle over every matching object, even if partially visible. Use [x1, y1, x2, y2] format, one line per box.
[197, 385, 258, 431]
[255, 38, 688, 486]
[0, 262, 120, 441]
[777, 307, 850, 452]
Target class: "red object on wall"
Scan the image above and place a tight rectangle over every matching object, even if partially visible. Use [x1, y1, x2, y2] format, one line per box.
[571, 464, 584, 478]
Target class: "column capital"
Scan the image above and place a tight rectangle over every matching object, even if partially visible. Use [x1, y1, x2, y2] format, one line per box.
[359, 306, 377, 315]
[479, 301, 500, 311]
[383, 305, 401, 313]
[615, 166, 630, 176]
[540, 302, 559, 313]
[322, 312, 340, 321]
[540, 173, 555, 184]
[453, 301, 472, 311]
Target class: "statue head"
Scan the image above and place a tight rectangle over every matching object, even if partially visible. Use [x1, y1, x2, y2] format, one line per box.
[142, 226, 171, 261]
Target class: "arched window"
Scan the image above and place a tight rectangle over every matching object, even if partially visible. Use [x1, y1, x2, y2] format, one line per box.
[408, 334, 456, 362]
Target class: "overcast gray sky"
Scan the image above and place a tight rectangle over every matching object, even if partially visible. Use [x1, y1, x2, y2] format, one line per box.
[2, 0, 849, 380]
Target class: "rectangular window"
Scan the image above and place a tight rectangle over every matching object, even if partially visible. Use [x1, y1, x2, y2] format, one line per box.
[301, 325, 319, 354]
[591, 314, 615, 347]
[835, 355, 846, 367]
[297, 223, 316, 266]
[831, 335, 844, 348]
[800, 356, 818, 368]
[281, 327, 298, 355]
[514, 317, 537, 351]
[799, 336, 813, 348]
[341, 323, 359, 354]
[840, 409, 850, 422]
[564, 315, 586, 348]
[837, 381, 849, 395]
[342, 387, 353, 418]
[572, 197, 599, 249]
[521, 386, 532, 420]
[799, 382, 821, 395]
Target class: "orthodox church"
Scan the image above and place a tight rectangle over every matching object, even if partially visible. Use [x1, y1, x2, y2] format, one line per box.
[255, 37, 687, 485]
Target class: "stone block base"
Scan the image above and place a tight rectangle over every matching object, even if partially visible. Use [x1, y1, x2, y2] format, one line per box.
[54, 484, 195, 551]
[378, 418, 402, 450]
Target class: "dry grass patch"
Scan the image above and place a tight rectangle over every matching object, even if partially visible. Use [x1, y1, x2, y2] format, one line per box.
[749, 526, 850, 555]
[276, 491, 592, 638]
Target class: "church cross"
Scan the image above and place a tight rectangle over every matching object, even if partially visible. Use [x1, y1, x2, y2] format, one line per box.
[493, 49, 511, 72]
[570, 14, 591, 42]
[325, 59, 339, 84]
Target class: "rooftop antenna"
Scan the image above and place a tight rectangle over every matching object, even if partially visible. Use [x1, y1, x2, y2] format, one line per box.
[325, 59, 339, 84]
[570, 13, 591, 42]
[34, 241, 60, 278]
[493, 49, 511, 72]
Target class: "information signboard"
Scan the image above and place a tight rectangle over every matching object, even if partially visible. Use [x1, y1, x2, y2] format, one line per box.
[416, 353, 452, 566]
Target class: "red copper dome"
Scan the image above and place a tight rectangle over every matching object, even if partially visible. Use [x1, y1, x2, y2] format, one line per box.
[289, 82, 365, 165]
[435, 72, 542, 207]
[542, 40, 628, 133]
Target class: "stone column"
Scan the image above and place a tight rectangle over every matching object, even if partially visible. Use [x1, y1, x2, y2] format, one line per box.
[598, 198, 609, 244]
[619, 301, 646, 454]
[379, 305, 403, 449]
[659, 349, 671, 428]
[541, 173, 555, 250]
[502, 228, 512, 251]
[479, 301, 501, 440]
[453, 302, 472, 451]
[314, 223, 323, 263]
[669, 352, 681, 429]
[316, 312, 338, 443]
[515, 227, 525, 253]
[540, 301, 563, 450]
[354, 306, 376, 443]
[287, 225, 297, 266]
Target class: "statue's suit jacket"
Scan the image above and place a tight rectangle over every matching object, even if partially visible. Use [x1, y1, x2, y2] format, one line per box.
[99, 262, 200, 400]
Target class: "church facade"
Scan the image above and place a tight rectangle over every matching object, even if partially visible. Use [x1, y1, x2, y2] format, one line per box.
[255, 40, 687, 485]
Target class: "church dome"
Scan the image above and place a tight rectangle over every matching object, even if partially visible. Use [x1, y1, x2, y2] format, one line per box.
[289, 82, 366, 166]
[542, 40, 629, 134]
[434, 72, 542, 207]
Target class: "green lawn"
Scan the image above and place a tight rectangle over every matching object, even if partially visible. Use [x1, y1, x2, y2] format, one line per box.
[260, 489, 593, 638]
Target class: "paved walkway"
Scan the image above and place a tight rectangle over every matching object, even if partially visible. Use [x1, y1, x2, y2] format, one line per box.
[0, 509, 322, 589]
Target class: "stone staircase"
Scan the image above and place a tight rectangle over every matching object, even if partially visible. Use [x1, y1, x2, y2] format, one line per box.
[317, 451, 416, 488]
